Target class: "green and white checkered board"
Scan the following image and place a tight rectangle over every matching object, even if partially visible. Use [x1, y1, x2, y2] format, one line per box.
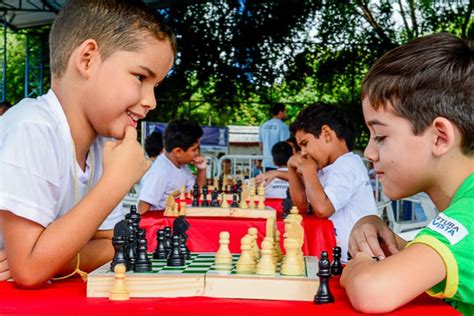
[109, 253, 308, 277]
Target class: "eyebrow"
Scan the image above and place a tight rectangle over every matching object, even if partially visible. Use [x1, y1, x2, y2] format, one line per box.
[138, 65, 157, 78]
[366, 119, 388, 127]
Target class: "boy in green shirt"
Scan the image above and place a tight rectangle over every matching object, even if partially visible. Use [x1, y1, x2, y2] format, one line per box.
[341, 33, 473, 314]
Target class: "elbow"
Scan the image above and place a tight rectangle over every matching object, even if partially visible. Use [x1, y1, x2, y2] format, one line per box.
[312, 207, 333, 219]
[12, 270, 49, 289]
[345, 272, 399, 313]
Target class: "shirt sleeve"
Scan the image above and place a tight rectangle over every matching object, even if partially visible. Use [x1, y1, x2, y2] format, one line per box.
[0, 121, 63, 227]
[185, 167, 196, 191]
[323, 163, 360, 212]
[138, 166, 167, 210]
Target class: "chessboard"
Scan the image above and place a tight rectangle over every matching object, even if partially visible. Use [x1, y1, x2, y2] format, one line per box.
[169, 206, 277, 219]
[87, 252, 319, 301]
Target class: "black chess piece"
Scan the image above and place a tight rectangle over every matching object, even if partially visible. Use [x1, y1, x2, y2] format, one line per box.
[282, 188, 292, 219]
[126, 205, 141, 226]
[201, 185, 209, 207]
[179, 234, 191, 260]
[192, 183, 200, 207]
[230, 194, 239, 207]
[314, 251, 334, 304]
[111, 236, 128, 271]
[218, 177, 223, 193]
[331, 246, 343, 275]
[134, 229, 152, 272]
[210, 190, 219, 207]
[167, 235, 185, 266]
[153, 229, 168, 259]
[164, 226, 173, 255]
[127, 234, 137, 271]
[236, 187, 243, 203]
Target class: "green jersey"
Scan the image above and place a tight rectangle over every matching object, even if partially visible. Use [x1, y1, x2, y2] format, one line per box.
[407, 173, 474, 315]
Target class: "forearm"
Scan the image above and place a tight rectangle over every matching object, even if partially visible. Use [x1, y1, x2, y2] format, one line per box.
[273, 170, 289, 181]
[56, 238, 114, 276]
[4, 175, 130, 287]
[138, 200, 152, 214]
[196, 169, 206, 187]
[302, 172, 334, 218]
[288, 167, 307, 211]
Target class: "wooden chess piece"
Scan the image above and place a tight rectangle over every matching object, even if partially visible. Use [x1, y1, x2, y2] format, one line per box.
[256, 240, 276, 275]
[314, 251, 334, 304]
[109, 264, 129, 301]
[215, 231, 232, 271]
[236, 236, 256, 274]
[331, 246, 343, 275]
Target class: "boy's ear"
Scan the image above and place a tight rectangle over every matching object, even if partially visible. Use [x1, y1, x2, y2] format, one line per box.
[74, 39, 100, 79]
[172, 147, 183, 157]
[320, 125, 333, 142]
[431, 117, 456, 157]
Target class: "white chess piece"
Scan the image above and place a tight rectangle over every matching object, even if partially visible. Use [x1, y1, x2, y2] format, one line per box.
[256, 240, 276, 275]
[236, 236, 256, 274]
[109, 264, 129, 301]
[280, 237, 304, 276]
[215, 231, 232, 271]
[248, 227, 260, 260]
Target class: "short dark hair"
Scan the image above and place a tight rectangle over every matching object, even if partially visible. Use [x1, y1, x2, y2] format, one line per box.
[271, 103, 286, 116]
[362, 33, 474, 155]
[163, 119, 203, 152]
[144, 131, 163, 158]
[271, 141, 293, 167]
[286, 136, 300, 153]
[49, 0, 177, 78]
[290, 103, 356, 151]
[0, 101, 11, 108]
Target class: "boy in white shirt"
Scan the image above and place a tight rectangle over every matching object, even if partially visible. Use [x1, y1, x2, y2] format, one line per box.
[138, 119, 207, 213]
[263, 141, 293, 199]
[288, 103, 377, 262]
[0, 0, 176, 287]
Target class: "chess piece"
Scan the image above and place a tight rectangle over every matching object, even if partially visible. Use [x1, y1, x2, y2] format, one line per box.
[236, 236, 256, 274]
[109, 264, 129, 301]
[167, 235, 185, 266]
[282, 188, 292, 219]
[248, 194, 256, 209]
[248, 227, 260, 260]
[111, 236, 128, 271]
[257, 195, 265, 210]
[179, 201, 187, 216]
[201, 185, 209, 207]
[179, 185, 186, 201]
[153, 229, 168, 259]
[134, 229, 152, 272]
[256, 239, 276, 275]
[314, 251, 334, 304]
[127, 234, 137, 271]
[192, 183, 200, 207]
[220, 194, 229, 208]
[215, 231, 232, 270]
[230, 194, 239, 208]
[331, 246, 343, 275]
[280, 237, 303, 276]
[210, 190, 219, 207]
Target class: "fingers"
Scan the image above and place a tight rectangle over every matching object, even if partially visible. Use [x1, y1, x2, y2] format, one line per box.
[122, 126, 137, 142]
[0, 250, 10, 281]
[0, 249, 6, 261]
[0, 270, 11, 281]
[380, 230, 400, 256]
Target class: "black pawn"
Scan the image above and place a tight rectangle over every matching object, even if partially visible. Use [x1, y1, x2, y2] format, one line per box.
[134, 234, 152, 272]
[314, 251, 334, 304]
[282, 188, 292, 219]
[331, 246, 343, 275]
[210, 191, 219, 207]
[192, 183, 200, 207]
[111, 236, 128, 271]
[153, 229, 168, 259]
[179, 234, 191, 260]
[167, 235, 185, 266]
[127, 234, 137, 271]
[230, 194, 239, 207]
[201, 185, 209, 207]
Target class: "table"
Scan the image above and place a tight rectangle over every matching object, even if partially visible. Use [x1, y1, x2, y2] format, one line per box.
[140, 199, 337, 257]
[0, 276, 459, 315]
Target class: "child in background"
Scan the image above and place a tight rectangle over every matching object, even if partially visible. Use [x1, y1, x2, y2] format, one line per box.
[288, 103, 377, 262]
[342, 33, 473, 314]
[263, 141, 293, 199]
[144, 131, 164, 161]
[0, 0, 175, 287]
[138, 119, 207, 213]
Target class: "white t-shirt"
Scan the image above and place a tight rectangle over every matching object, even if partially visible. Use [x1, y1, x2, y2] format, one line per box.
[318, 152, 377, 262]
[265, 167, 289, 199]
[0, 90, 123, 249]
[139, 153, 195, 210]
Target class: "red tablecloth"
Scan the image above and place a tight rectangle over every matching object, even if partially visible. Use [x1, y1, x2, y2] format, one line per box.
[140, 204, 337, 258]
[0, 276, 459, 315]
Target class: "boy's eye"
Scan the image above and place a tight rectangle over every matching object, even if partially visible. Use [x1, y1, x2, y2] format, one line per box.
[135, 74, 145, 82]
[373, 135, 386, 143]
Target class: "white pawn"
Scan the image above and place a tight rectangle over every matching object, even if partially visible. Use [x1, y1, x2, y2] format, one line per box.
[257, 195, 265, 210]
[273, 230, 283, 263]
[247, 227, 260, 260]
[215, 231, 232, 270]
[220, 194, 230, 208]
[256, 240, 276, 275]
[109, 264, 129, 301]
[248, 195, 256, 209]
[236, 236, 256, 274]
